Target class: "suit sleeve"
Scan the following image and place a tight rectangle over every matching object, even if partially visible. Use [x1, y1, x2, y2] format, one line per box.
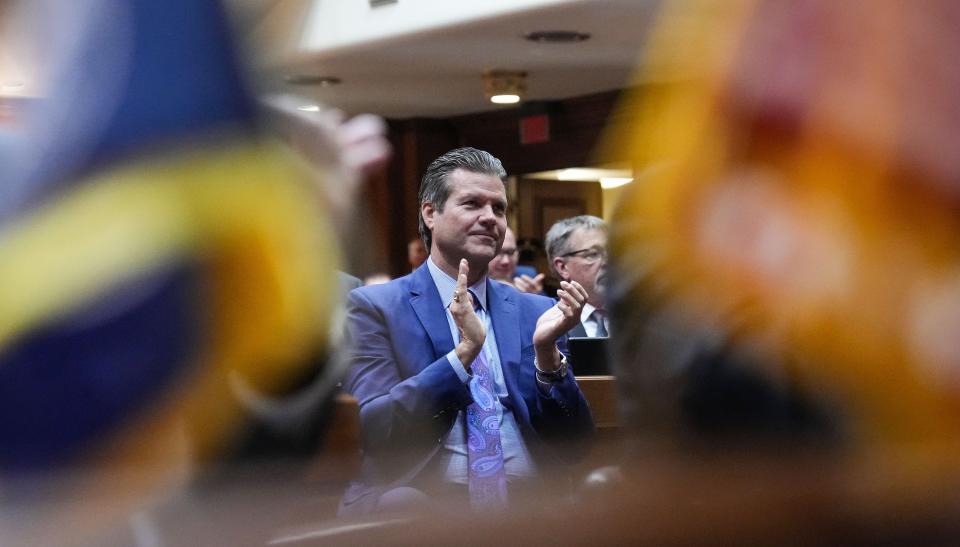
[342, 289, 473, 457]
[531, 328, 596, 463]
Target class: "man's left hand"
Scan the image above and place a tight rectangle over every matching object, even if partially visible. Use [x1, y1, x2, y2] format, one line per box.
[532, 281, 587, 371]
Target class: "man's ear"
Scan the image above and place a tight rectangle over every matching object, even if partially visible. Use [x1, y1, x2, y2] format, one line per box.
[421, 202, 436, 230]
[553, 257, 567, 279]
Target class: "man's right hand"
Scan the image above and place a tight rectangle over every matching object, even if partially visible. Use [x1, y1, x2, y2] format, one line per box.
[514, 273, 545, 294]
[450, 259, 485, 371]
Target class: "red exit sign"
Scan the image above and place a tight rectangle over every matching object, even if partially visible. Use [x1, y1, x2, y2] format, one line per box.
[520, 113, 550, 145]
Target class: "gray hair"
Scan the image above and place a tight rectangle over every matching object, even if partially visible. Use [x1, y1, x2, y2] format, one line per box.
[545, 215, 608, 275]
[418, 147, 507, 251]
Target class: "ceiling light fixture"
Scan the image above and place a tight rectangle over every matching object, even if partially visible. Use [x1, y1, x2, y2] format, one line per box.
[557, 168, 594, 181]
[491, 94, 520, 105]
[483, 69, 527, 105]
[297, 105, 321, 112]
[523, 30, 591, 43]
[526, 166, 634, 183]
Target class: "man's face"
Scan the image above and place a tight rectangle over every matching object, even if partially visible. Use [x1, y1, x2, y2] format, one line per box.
[488, 227, 518, 281]
[554, 227, 607, 307]
[407, 239, 428, 269]
[423, 168, 507, 271]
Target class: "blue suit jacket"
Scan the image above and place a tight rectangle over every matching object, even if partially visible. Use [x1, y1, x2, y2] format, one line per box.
[339, 262, 594, 514]
[513, 264, 538, 279]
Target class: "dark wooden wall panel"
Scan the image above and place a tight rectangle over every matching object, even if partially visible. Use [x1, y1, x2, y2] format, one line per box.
[450, 90, 622, 174]
[360, 88, 630, 276]
[376, 118, 457, 277]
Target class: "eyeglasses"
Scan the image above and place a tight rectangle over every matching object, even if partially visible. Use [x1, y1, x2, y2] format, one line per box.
[559, 246, 606, 264]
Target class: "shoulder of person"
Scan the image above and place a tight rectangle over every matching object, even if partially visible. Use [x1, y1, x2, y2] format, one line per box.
[336, 271, 363, 293]
[513, 264, 538, 278]
[349, 273, 410, 303]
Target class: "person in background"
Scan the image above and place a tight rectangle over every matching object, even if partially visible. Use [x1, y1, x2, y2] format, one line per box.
[545, 215, 609, 338]
[407, 237, 428, 271]
[488, 226, 545, 294]
[363, 272, 391, 286]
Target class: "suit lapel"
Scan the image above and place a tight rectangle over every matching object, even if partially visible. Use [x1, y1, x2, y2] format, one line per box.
[488, 280, 528, 422]
[409, 264, 454, 363]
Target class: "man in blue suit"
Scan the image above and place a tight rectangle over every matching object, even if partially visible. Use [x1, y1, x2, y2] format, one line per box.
[340, 147, 594, 515]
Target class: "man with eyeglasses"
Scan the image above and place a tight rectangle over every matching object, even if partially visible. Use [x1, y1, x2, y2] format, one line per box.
[545, 215, 609, 338]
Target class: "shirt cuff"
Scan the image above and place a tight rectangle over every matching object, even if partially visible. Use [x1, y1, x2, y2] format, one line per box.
[536, 375, 554, 396]
[446, 350, 471, 384]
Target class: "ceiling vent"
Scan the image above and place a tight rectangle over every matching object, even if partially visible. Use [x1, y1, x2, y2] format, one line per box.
[523, 30, 591, 43]
[285, 75, 342, 87]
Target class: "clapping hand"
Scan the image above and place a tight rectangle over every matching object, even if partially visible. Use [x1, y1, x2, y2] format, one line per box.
[532, 280, 588, 372]
[514, 273, 545, 294]
[449, 259, 486, 371]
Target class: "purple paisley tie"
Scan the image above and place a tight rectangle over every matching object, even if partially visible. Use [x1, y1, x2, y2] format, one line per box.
[466, 290, 508, 509]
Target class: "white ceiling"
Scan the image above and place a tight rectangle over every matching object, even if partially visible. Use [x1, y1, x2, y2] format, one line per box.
[258, 0, 663, 119]
[0, 0, 663, 121]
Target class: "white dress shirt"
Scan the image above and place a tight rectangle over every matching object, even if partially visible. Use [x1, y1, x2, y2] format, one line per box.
[425, 257, 536, 484]
[580, 303, 609, 338]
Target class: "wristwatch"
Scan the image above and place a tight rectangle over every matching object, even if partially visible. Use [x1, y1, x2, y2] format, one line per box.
[534, 353, 568, 383]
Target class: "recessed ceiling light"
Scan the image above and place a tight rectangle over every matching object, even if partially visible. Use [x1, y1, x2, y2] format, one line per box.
[285, 74, 342, 87]
[490, 94, 521, 104]
[524, 30, 591, 43]
[558, 168, 595, 181]
[483, 70, 527, 105]
[527, 166, 633, 182]
[297, 105, 321, 112]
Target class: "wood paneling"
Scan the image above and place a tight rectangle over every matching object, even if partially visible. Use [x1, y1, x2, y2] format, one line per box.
[516, 178, 603, 278]
[364, 88, 631, 275]
[449, 90, 623, 175]
[575, 375, 620, 429]
[367, 118, 457, 277]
